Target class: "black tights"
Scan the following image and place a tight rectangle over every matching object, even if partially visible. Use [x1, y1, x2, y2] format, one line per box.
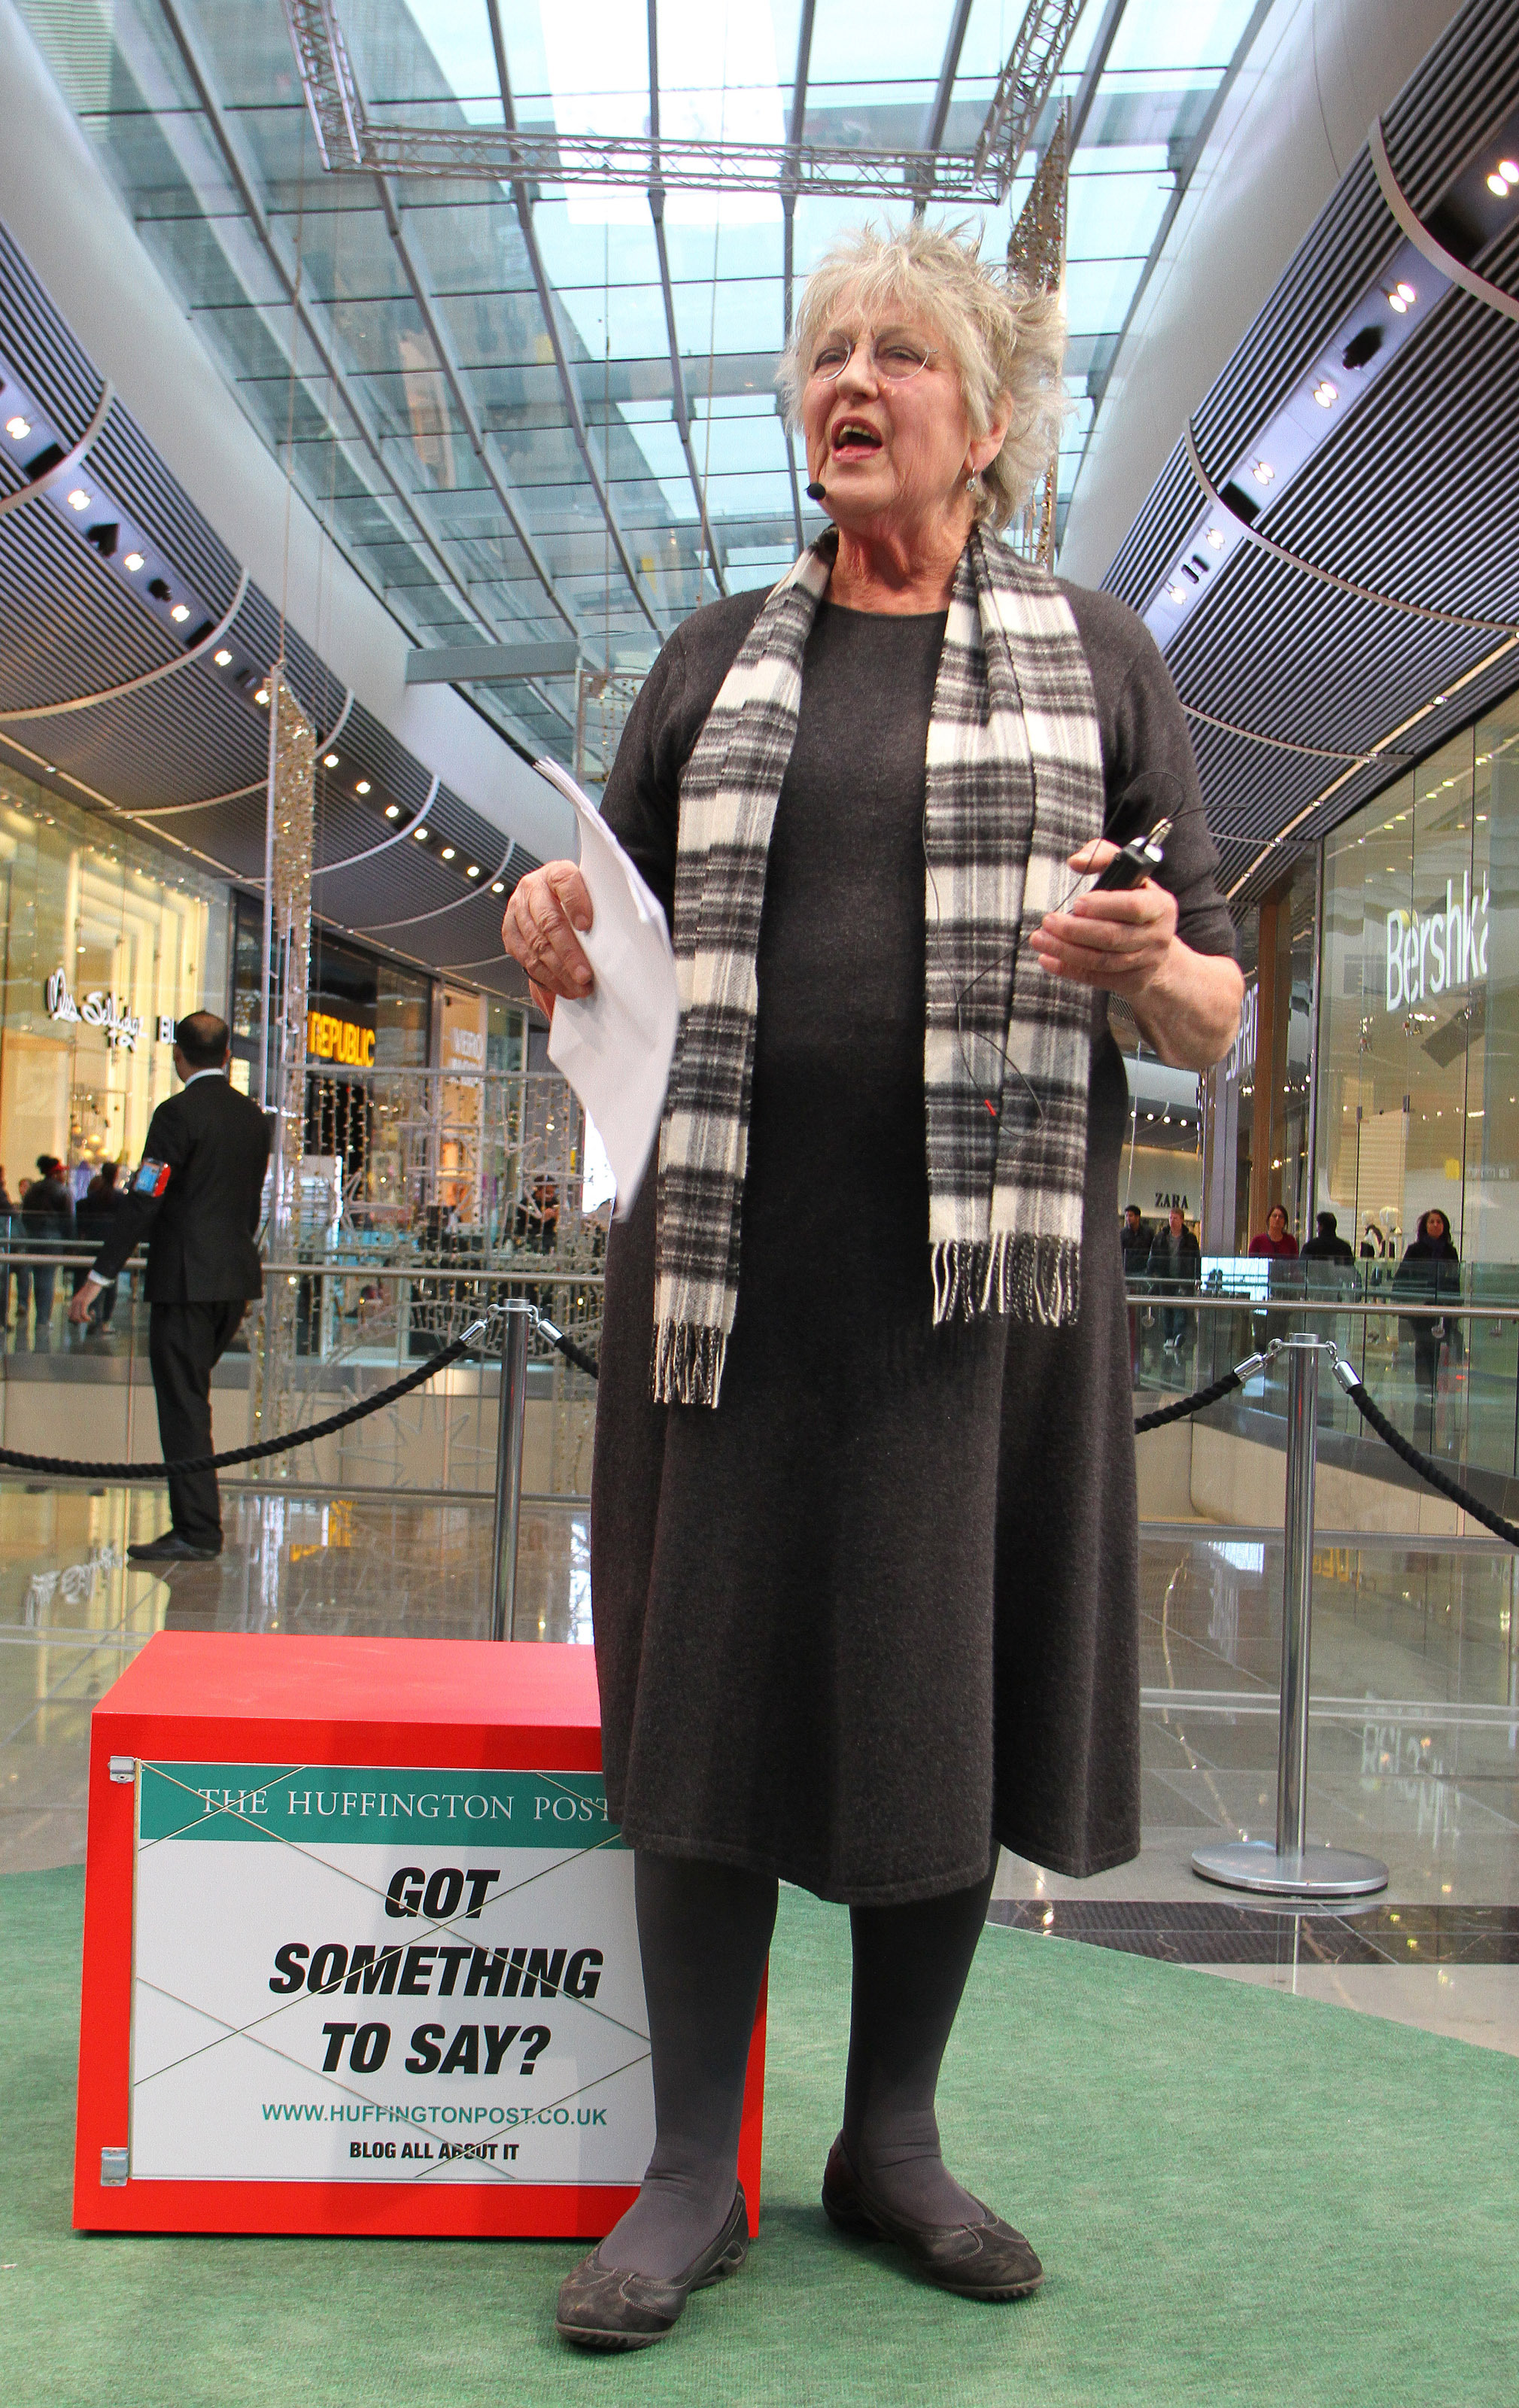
[598, 1850, 996, 2279]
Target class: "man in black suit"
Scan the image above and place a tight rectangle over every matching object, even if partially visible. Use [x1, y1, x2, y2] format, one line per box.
[69, 1012, 271, 1561]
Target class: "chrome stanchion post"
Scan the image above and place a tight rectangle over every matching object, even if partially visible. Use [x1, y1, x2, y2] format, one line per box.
[1277, 1327, 1317, 1860]
[1192, 1333, 1388, 1899]
[490, 1303, 530, 1642]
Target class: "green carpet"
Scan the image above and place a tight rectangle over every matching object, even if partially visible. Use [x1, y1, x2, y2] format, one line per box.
[4, 1868, 1515, 2407]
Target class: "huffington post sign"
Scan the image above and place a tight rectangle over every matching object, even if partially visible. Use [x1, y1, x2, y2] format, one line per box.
[129, 1762, 654, 2186]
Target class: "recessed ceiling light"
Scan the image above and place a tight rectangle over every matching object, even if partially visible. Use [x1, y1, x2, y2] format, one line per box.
[1396, 281, 1416, 303]
[1205, 527, 1225, 549]
[66, 487, 90, 511]
[1168, 583, 1185, 604]
[384, 803, 400, 819]
[1487, 169, 1513, 196]
[5, 414, 29, 439]
[414, 826, 428, 840]
[1312, 379, 1338, 406]
[123, 551, 144, 571]
[1500, 159, 1519, 183]
[1253, 460, 1274, 483]
[491, 880, 505, 893]
[355, 779, 371, 794]
[324, 752, 338, 768]
[466, 865, 480, 877]
[170, 602, 190, 622]
[214, 647, 232, 667]
[441, 846, 456, 860]
[254, 687, 269, 705]
[1388, 285, 1411, 313]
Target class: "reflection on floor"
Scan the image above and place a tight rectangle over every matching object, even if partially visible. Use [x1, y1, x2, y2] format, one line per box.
[3, 1490, 1515, 2051]
[0, 1483, 588, 1877]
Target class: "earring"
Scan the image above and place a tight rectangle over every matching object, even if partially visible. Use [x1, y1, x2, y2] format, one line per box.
[965, 469, 983, 497]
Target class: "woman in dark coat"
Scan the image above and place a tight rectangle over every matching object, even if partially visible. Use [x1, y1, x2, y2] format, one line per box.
[503, 222, 1242, 2351]
[1394, 1208, 1462, 1442]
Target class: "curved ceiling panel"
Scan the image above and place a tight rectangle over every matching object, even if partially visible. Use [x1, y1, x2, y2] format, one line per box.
[1098, 0, 1519, 910]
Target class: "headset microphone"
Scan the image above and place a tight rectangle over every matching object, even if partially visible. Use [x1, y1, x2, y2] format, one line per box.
[806, 479, 827, 501]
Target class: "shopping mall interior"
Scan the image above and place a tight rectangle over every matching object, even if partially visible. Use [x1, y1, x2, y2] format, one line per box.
[2, 2, 1516, 2401]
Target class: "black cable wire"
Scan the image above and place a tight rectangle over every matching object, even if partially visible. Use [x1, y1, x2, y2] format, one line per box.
[1335, 1373, 1519, 1549]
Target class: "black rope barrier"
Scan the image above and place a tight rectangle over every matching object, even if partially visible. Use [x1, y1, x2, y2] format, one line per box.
[1329, 1358, 1519, 1549]
[0, 1327, 485, 1482]
[7, 1316, 1512, 1551]
[0, 1309, 603, 1483]
[539, 1319, 600, 1381]
[1133, 1368, 1245, 1434]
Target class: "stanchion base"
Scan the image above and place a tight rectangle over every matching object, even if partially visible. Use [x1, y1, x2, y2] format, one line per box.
[1190, 1841, 1389, 1899]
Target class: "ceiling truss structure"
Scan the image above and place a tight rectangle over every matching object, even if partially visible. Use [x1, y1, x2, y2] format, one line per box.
[284, 0, 1067, 205]
[153, 0, 557, 764]
[480, 0, 663, 640]
[646, 1, 728, 600]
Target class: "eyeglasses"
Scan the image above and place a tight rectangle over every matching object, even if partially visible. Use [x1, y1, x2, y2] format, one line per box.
[807, 332, 936, 385]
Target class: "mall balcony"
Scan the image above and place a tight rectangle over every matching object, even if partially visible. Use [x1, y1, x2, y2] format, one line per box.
[2, 0, 1517, 2397]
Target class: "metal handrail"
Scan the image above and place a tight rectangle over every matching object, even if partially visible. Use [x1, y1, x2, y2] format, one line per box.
[0, 1251, 604, 1286]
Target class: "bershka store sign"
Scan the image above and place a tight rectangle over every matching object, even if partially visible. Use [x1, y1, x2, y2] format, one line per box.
[128, 1761, 655, 2188]
[1384, 874, 1489, 1013]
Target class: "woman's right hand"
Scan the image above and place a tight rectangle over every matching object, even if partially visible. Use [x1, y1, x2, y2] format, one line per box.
[500, 862, 594, 1022]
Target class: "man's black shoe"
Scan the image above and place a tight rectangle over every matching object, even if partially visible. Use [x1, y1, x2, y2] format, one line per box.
[127, 1532, 221, 1563]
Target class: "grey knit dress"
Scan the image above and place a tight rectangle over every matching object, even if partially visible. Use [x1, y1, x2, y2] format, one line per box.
[590, 581, 1235, 1904]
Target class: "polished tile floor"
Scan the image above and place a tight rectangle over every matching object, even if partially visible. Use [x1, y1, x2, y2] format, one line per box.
[4, 1485, 1515, 2053]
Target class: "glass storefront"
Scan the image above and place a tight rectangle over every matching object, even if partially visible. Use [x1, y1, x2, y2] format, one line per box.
[1316, 690, 1519, 1266]
[0, 767, 229, 1192]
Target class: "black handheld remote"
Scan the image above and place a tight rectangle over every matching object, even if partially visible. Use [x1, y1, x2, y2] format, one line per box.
[1088, 816, 1172, 892]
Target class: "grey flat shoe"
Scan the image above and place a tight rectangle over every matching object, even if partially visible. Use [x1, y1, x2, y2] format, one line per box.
[822, 2136, 1044, 2301]
[554, 2188, 750, 2351]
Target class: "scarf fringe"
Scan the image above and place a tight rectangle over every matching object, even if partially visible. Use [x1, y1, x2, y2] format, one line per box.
[652, 1317, 729, 1406]
[931, 1233, 1082, 1328]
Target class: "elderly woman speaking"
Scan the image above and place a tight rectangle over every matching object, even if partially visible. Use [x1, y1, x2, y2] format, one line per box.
[504, 223, 1241, 2350]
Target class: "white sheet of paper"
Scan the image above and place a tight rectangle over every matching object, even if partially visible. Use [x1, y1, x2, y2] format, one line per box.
[535, 759, 679, 1217]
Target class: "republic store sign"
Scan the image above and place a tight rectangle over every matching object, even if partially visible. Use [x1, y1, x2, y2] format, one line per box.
[1384, 872, 1489, 1014]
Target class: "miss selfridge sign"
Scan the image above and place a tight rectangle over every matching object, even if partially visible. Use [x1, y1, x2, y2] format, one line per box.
[44, 968, 144, 1051]
[1384, 874, 1489, 1013]
[127, 1761, 653, 2188]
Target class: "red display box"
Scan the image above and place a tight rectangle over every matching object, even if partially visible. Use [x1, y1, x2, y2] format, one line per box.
[74, 1633, 767, 2238]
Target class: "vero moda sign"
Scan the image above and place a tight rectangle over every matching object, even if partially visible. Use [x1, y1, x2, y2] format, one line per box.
[1385, 873, 1489, 1014]
[128, 1762, 655, 2188]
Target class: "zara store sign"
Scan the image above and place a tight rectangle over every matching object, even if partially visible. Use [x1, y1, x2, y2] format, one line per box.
[1384, 873, 1489, 1013]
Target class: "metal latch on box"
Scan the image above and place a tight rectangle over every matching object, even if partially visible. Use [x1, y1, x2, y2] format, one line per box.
[108, 1757, 135, 1784]
[100, 2147, 129, 2186]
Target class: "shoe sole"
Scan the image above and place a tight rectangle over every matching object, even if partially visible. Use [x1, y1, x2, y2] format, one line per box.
[823, 2196, 1044, 2300]
[554, 2235, 749, 2350]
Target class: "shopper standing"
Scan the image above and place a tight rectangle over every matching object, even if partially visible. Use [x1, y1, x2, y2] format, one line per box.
[8, 1176, 32, 1334]
[1248, 1203, 1298, 1259]
[505, 223, 1242, 2349]
[23, 1154, 74, 1346]
[1120, 1202, 1150, 1379]
[1146, 1205, 1202, 1358]
[68, 1014, 270, 1560]
[1301, 1209, 1353, 1265]
[78, 1160, 127, 1329]
[1393, 1208, 1462, 1446]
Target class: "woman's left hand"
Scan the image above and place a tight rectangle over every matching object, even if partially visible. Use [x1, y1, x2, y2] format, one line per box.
[1028, 839, 1177, 1002]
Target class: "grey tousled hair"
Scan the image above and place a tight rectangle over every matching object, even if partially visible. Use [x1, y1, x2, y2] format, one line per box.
[776, 220, 1069, 533]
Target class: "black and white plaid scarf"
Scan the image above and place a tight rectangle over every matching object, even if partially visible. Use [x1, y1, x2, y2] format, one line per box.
[652, 524, 1104, 1407]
